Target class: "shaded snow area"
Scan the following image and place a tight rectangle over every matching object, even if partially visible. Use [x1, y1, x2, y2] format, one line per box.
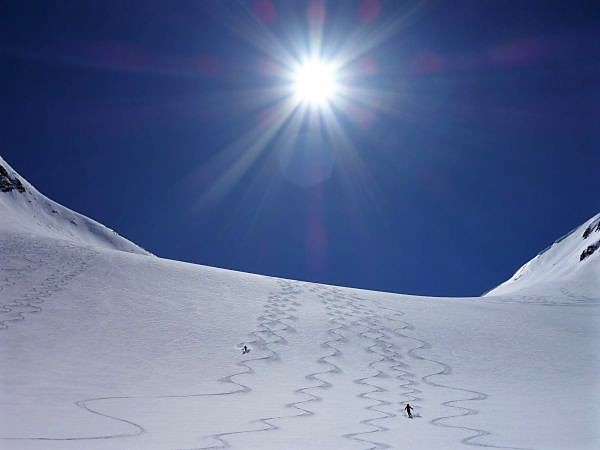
[1, 156, 599, 449]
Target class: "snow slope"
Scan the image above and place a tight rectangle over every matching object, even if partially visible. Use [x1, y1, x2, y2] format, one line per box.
[1, 159, 598, 450]
[485, 213, 600, 300]
[0, 156, 150, 255]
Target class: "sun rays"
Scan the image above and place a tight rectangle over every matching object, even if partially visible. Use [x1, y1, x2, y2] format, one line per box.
[193, 0, 430, 209]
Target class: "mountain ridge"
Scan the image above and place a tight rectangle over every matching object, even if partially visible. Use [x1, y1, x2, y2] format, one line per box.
[485, 212, 600, 299]
[0, 155, 151, 256]
[1, 155, 598, 449]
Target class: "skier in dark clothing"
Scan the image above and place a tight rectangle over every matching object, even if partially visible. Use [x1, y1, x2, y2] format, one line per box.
[242, 345, 250, 354]
[404, 403, 414, 419]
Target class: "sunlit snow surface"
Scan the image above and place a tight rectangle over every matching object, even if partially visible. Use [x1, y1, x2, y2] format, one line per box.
[485, 212, 600, 300]
[1, 157, 599, 450]
[0, 156, 150, 256]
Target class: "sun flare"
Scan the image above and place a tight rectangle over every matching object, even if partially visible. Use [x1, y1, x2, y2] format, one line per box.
[292, 59, 339, 106]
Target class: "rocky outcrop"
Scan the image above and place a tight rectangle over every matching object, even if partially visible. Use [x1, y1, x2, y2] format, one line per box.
[582, 218, 600, 239]
[580, 217, 600, 261]
[580, 240, 600, 261]
[0, 164, 26, 193]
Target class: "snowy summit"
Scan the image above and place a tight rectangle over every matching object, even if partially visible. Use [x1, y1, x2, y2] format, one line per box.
[0, 155, 599, 450]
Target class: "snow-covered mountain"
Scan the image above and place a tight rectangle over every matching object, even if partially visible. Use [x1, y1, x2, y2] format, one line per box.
[485, 213, 600, 300]
[0, 156, 150, 255]
[1, 156, 598, 450]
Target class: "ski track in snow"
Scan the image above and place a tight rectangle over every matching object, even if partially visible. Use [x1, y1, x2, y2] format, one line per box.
[195, 279, 306, 449]
[0, 239, 96, 330]
[0, 236, 34, 296]
[1, 267, 531, 449]
[0, 278, 308, 446]
[0, 242, 150, 442]
[483, 294, 598, 307]
[558, 287, 600, 304]
[331, 297, 396, 450]
[373, 302, 533, 450]
[294, 285, 418, 450]
[321, 287, 425, 450]
[276, 284, 347, 425]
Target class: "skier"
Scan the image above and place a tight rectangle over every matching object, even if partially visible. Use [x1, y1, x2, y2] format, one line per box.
[404, 403, 414, 419]
[242, 345, 250, 355]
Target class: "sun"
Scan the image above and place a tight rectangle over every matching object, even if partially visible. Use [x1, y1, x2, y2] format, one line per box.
[292, 59, 339, 106]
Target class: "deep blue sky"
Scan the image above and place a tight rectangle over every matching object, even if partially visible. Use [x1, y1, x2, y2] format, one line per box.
[1, 0, 599, 296]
